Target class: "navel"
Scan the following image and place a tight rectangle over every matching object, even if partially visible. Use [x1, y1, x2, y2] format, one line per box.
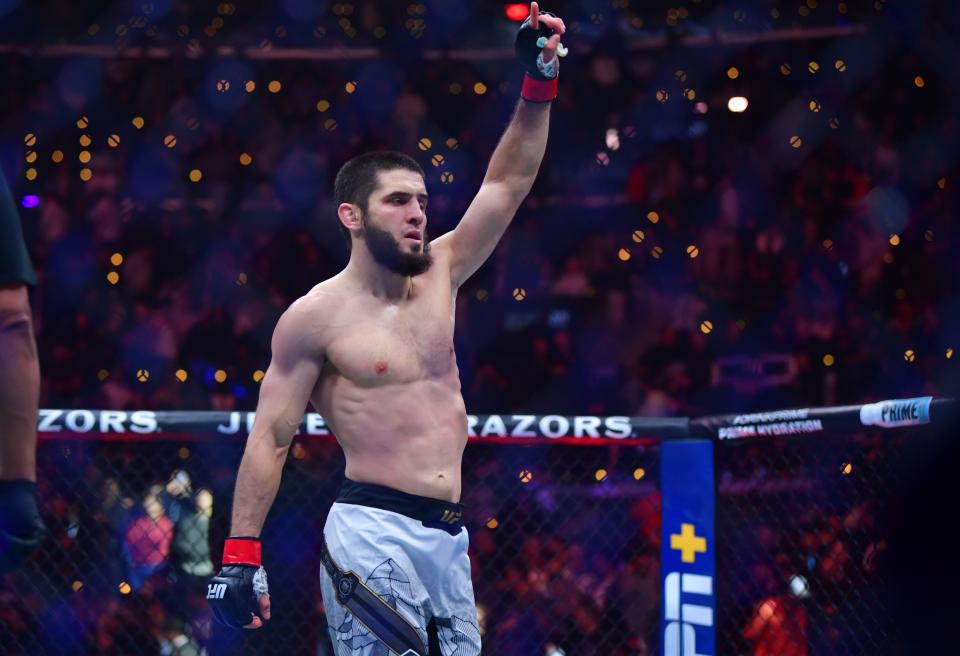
[375, 361, 389, 375]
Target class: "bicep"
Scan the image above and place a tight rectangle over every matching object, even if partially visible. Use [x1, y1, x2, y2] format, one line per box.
[250, 307, 324, 448]
[438, 181, 525, 286]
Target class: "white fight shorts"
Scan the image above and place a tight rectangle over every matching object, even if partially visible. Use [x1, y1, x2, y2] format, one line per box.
[320, 479, 482, 655]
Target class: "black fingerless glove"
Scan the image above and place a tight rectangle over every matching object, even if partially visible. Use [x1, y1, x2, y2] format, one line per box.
[515, 10, 562, 101]
[0, 480, 47, 574]
[207, 537, 270, 628]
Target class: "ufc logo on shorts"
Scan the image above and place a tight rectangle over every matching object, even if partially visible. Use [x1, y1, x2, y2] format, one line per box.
[663, 572, 713, 656]
[206, 583, 227, 600]
[440, 509, 462, 524]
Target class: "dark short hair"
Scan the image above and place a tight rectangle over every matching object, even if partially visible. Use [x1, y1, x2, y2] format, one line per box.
[333, 151, 425, 248]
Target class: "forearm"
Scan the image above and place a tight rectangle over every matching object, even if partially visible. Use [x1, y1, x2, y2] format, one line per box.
[229, 431, 290, 537]
[0, 302, 39, 481]
[483, 99, 551, 192]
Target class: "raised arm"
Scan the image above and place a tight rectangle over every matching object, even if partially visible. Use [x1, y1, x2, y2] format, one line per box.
[230, 300, 324, 537]
[436, 3, 565, 287]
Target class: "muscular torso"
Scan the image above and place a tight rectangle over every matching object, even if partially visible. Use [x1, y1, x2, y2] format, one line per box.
[308, 259, 467, 502]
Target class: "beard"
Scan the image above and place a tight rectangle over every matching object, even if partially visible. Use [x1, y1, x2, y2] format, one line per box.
[362, 219, 433, 277]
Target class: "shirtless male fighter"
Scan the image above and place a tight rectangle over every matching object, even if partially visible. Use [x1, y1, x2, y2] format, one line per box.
[207, 4, 565, 654]
[0, 171, 47, 573]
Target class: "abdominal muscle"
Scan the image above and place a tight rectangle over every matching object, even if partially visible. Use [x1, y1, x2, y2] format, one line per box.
[313, 369, 469, 503]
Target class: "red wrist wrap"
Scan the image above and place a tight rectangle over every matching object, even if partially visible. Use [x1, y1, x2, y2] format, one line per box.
[521, 74, 558, 102]
[222, 537, 262, 566]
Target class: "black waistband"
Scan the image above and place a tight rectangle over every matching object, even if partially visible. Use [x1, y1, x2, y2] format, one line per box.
[336, 478, 465, 535]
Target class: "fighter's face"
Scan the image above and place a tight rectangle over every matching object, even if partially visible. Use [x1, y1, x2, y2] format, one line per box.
[359, 169, 433, 276]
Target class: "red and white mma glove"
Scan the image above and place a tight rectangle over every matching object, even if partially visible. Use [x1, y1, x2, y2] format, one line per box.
[207, 537, 270, 628]
[515, 7, 566, 102]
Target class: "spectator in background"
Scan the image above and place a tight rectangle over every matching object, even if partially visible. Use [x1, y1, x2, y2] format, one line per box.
[741, 565, 808, 656]
[123, 484, 173, 591]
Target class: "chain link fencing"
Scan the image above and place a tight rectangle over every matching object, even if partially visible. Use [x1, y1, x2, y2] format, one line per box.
[715, 429, 913, 655]
[0, 438, 662, 656]
[0, 426, 917, 655]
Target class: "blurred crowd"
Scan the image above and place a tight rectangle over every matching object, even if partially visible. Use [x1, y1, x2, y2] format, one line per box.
[1, 0, 957, 654]
[1, 14, 955, 418]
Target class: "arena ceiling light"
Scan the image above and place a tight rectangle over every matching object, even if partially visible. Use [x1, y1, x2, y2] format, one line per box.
[504, 3, 528, 21]
[727, 96, 749, 113]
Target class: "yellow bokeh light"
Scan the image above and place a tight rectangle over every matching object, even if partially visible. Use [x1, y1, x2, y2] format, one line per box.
[946, 348, 954, 360]
[175, 369, 188, 382]
[485, 517, 499, 529]
[24, 133, 36, 147]
[595, 469, 607, 481]
[651, 246, 663, 259]
[52, 150, 64, 163]
[108, 134, 120, 147]
[25, 168, 37, 181]
[245, 80, 256, 92]
[239, 152, 253, 166]
[473, 82, 487, 95]
[106, 271, 119, 285]
[686, 244, 700, 258]
[132, 116, 145, 129]
[268, 80, 282, 93]
[823, 354, 835, 366]
[700, 320, 714, 334]
[937, 178, 946, 189]
[79, 150, 91, 163]
[914, 75, 925, 88]
[618, 248, 631, 261]
[72, 580, 84, 592]
[25, 151, 36, 163]
[632, 229, 645, 243]
[808, 61, 820, 74]
[79, 134, 92, 147]
[316, 99, 330, 112]
[253, 370, 265, 383]
[76, 116, 89, 129]
[214, 369, 227, 383]
[633, 468, 646, 480]
[79, 168, 93, 181]
[790, 135, 802, 148]
[345, 81, 357, 93]
[518, 469, 533, 483]
[324, 118, 337, 131]
[647, 211, 660, 224]
[110, 252, 123, 266]
[164, 134, 177, 148]
[904, 349, 916, 362]
[179, 447, 191, 459]
[118, 582, 132, 595]
[888, 234, 900, 246]
[189, 169, 202, 182]
[135, 369, 150, 382]
[780, 63, 792, 76]
[835, 59, 847, 72]
[842, 462, 852, 475]
[512, 288, 526, 301]
[727, 67, 739, 79]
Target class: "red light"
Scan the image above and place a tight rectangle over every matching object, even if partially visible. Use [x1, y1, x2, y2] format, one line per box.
[504, 3, 528, 21]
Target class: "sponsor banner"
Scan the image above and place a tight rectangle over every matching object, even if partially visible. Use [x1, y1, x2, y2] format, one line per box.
[36, 410, 689, 442]
[661, 440, 715, 656]
[859, 396, 932, 428]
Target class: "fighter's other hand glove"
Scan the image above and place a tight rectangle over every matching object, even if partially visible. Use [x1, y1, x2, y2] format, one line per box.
[207, 537, 272, 629]
[0, 480, 47, 574]
[515, 2, 567, 102]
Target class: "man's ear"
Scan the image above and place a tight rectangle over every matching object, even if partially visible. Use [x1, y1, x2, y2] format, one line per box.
[337, 203, 362, 232]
